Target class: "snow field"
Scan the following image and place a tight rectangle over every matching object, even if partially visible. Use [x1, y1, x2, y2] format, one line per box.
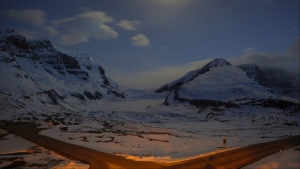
[242, 146, 300, 169]
[38, 107, 299, 162]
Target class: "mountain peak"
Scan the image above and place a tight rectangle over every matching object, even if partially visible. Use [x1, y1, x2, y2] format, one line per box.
[205, 58, 231, 68]
[199, 58, 232, 73]
[156, 58, 232, 93]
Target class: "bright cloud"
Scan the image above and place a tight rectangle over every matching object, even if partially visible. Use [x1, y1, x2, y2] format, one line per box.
[131, 34, 150, 47]
[117, 20, 141, 31]
[53, 11, 118, 46]
[5, 9, 46, 26]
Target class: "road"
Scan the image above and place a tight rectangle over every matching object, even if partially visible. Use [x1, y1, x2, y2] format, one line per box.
[0, 122, 164, 169]
[1, 121, 299, 169]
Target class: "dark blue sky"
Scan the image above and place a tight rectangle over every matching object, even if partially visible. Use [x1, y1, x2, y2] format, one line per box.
[0, 0, 299, 89]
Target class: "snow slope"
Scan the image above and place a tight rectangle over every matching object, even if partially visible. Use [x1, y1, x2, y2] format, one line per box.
[170, 65, 269, 102]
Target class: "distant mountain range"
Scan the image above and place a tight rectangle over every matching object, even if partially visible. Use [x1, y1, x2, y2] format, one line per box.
[0, 29, 299, 116]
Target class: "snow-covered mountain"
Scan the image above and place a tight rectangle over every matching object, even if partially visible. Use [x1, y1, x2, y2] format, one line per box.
[0, 29, 127, 111]
[156, 58, 231, 93]
[160, 58, 299, 113]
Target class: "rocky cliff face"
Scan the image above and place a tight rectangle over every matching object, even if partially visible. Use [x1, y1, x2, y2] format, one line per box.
[0, 29, 127, 110]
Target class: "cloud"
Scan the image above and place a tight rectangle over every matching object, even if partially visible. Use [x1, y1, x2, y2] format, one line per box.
[53, 11, 118, 46]
[131, 34, 150, 46]
[43, 26, 58, 36]
[228, 38, 300, 73]
[5, 9, 46, 26]
[117, 20, 141, 31]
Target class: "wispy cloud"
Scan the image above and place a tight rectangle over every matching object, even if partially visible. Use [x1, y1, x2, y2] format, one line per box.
[43, 26, 58, 36]
[117, 20, 141, 31]
[5, 9, 46, 26]
[131, 34, 150, 47]
[53, 11, 118, 46]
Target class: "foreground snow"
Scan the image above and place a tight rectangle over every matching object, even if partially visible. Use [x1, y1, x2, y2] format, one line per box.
[0, 129, 89, 169]
[1, 96, 299, 164]
[242, 146, 300, 169]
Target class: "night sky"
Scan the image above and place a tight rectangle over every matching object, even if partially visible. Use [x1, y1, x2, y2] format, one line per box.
[0, 0, 299, 89]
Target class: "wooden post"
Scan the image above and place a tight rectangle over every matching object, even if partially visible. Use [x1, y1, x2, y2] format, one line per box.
[280, 149, 282, 157]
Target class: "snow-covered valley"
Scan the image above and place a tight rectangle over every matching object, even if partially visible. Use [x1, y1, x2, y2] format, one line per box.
[0, 29, 299, 168]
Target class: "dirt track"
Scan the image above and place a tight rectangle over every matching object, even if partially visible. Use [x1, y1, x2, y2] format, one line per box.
[1, 121, 299, 169]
